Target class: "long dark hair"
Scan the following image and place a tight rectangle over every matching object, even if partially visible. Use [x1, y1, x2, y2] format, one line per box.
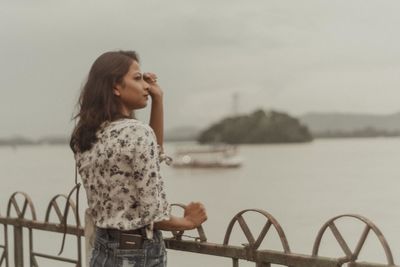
[70, 50, 139, 153]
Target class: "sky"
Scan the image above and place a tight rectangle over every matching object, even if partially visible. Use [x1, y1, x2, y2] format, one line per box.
[1, 0, 400, 138]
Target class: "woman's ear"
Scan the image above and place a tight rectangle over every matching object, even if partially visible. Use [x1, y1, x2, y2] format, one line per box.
[113, 84, 121, 96]
[113, 87, 121, 96]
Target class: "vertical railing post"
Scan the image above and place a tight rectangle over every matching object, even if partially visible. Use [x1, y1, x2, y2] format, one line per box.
[4, 225, 9, 267]
[13, 225, 23, 267]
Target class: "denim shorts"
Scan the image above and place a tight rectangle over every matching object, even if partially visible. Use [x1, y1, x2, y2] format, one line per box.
[89, 228, 167, 267]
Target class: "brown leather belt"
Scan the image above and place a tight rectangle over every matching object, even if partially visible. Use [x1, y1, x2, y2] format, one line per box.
[100, 227, 147, 249]
[105, 227, 146, 237]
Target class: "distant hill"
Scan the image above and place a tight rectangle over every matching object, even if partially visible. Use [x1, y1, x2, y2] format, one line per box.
[164, 126, 200, 142]
[198, 109, 312, 144]
[300, 112, 400, 137]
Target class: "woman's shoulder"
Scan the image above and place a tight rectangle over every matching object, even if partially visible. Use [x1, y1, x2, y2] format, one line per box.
[105, 118, 155, 138]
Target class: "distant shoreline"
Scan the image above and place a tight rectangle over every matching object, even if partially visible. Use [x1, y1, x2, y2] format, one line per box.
[2, 134, 400, 147]
[0, 137, 68, 146]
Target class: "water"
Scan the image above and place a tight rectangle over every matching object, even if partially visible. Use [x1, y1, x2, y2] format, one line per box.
[1, 138, 400, 266]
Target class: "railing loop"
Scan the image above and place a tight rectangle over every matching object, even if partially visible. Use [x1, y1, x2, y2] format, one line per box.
[44, 194, 78, 226]
[223, 209, 290, 253]
[312, 214, 395, 266]
[6, 192, 36, 221]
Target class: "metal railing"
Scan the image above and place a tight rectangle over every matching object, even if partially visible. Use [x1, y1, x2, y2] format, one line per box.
[0, 191, 397, 267]
[0, 192, 83, 267]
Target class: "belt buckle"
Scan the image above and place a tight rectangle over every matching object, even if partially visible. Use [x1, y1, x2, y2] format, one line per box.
[119, 233, 143, 249]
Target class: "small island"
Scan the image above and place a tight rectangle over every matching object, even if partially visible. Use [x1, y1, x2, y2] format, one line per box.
[197, 109, 313, 144]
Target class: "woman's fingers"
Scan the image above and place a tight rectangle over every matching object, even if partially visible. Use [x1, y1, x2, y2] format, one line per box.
[143, 72, 163, 98]
[184, 202, 208, 227]
[143, 72, 158, 83]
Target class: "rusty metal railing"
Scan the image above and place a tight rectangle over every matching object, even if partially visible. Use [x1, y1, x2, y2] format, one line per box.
[0, 191, 398, 267]
[0, 192, 83, 267]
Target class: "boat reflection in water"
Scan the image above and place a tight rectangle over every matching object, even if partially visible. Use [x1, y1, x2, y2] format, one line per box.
[172, 145, 243, 168]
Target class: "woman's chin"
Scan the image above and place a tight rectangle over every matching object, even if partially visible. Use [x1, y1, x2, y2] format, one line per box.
[137, 102, 148, 109]
[130, 101, 148, 110]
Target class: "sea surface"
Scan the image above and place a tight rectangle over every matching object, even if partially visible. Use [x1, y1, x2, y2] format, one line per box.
[1, 138, 400, 267]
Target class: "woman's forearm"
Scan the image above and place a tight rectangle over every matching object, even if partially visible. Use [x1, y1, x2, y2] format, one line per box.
[154, 215, 195, 231]
[154, 202, 207, 231]
[149, 96, 164, 148]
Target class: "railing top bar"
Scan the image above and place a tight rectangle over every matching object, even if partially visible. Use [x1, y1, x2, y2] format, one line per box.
[348, 262, 398, 267]
[164, 238, 345, 267]
[0, 216, 84, 236]
[33, 252, 79, 264]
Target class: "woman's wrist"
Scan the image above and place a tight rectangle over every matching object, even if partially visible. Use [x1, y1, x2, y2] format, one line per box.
[154, 215, 197, 231]
[182, 217, 197, 230]
[150, 92, 163, 103]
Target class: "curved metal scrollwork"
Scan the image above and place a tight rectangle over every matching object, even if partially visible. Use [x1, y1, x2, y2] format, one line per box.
[312, 214, 394, 265]
[6, 192, 36, 220]
[223, 209, 290, 253]
[170, 203, 207, 242]
[45, 194, 79, 226]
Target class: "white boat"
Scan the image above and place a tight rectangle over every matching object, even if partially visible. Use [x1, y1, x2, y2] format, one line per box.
[172, 145, 243, 169]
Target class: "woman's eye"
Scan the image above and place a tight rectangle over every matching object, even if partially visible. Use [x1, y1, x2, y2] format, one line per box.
[134, 76, 142, 80]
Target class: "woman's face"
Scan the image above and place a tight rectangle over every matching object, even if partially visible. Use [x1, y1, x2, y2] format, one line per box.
[113, 60, 150, 112]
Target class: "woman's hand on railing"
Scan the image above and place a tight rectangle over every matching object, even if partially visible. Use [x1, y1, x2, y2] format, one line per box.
[183, 202, 207, 230]
[154, 202, 207, 231]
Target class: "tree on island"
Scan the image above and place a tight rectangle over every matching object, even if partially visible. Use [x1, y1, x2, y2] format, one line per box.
[197, 109, 313, 144]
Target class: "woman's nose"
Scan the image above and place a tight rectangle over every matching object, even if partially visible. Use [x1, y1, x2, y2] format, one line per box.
[142, 80, 150, 90]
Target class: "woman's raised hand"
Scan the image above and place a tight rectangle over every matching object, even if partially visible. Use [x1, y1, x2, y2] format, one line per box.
[143, 72, 163, 98]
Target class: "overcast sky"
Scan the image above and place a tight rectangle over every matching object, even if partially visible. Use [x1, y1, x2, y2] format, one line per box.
[1, 0, 400, 138]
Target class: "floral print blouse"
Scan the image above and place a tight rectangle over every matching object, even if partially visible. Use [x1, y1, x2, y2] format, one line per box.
[75, 118, 171, 234]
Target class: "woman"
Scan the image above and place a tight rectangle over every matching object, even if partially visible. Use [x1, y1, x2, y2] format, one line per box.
[70, 50, 207, 267]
